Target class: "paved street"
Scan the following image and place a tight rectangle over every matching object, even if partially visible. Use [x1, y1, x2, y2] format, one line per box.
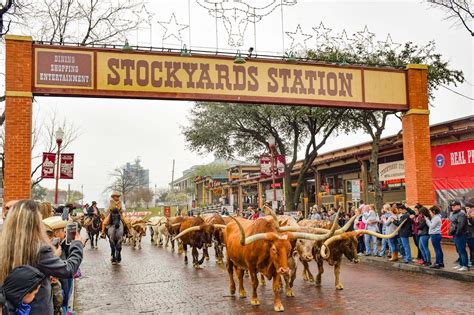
[75, 234, 472, 315]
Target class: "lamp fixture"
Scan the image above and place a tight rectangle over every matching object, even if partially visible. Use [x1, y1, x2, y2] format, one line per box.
[122, 40, 132, 51]
[180, 44, 192, 57]
[234, 50, 246, 64]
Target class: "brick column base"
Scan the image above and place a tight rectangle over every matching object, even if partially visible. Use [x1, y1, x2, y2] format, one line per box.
[402, 64, 433, 206]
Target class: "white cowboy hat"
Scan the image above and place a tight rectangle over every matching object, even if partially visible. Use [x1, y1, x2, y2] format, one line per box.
[43, 216, 67, 232]
[111, 191, 121, 197]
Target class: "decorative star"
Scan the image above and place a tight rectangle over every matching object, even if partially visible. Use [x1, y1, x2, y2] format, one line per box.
[312, 22, 332, 49]
[134, 4, 155, 27]
[286, 24, 313, 50]
[158, 13, 189, 43]
[331, 29, 354, 52]
[352, 25, 375, 53]
[377, 34, 401, 52]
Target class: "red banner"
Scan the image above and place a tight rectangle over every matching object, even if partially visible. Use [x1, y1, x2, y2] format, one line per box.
[41, 152, 56, 179]
[432, 139, 474, 180]
[260, 155, 286, 178]
[431, 140, 474, 208]
[60, 153, 74, 179]
[260, 155, 272, 178]
[275, 155, 286, 178]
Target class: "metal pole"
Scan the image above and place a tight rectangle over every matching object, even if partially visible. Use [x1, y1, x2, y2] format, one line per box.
[54, 140, 62, 205]
[81, 185, 84, 205]
[271, 146, 277, 209]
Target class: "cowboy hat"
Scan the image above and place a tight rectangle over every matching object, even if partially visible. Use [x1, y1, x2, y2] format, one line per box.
[111, 191, 121, 197]
[43, 216, 67, 232]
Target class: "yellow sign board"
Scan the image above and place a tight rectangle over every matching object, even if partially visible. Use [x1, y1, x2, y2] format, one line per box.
[33, 46, 408, 110]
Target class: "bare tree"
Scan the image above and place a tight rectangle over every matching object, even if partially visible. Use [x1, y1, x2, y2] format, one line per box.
[128, 187, 153, 208]
[0, 0, 143, 125]
[105, 166, 140, 204]
[34, 0, 143, 45]
[428, 0, 474, 36]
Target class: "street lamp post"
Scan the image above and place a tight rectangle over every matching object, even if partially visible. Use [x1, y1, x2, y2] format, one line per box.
[54, 127, 64, 205]
[268, 135, 277, 210]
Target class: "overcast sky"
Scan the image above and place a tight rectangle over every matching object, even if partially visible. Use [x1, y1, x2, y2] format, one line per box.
[24, 0, 472, 206]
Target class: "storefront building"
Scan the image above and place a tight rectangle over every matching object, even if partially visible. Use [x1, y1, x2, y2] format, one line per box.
[195, 115, 473, 212]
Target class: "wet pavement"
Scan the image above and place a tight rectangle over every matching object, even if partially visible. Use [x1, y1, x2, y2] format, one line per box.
[75, 235, 473, 314]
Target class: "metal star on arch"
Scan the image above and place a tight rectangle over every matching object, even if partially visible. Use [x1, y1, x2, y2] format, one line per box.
[286, 24, 313, 50]
[352, 25, 375, 53]
[377, 34, 401, 52]
[331, 29, 354, 52]
[134, 4, 155, 27]
[312, 22, 332, 49]
[158, 13, 189, 44]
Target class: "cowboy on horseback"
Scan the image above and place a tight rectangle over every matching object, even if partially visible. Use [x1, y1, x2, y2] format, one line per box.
[101, 191, 129, 239]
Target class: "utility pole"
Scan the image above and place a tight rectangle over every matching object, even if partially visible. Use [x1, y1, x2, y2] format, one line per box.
[171, 159, 175, 192]
[67, 184, 71, 203]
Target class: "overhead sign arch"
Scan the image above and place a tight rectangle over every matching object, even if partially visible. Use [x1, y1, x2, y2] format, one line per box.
[3, 35, 433, 206]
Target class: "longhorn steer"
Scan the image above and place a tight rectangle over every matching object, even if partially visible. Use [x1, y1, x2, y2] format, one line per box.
[277, 216, 360, 284]
[165, 216, 186, 252]
[312, 220, 407, 290]
[173, 216, 226, 268]
[224, 214, 338, 312]
[203, 213, 226, 264]
[148, 216, 169, 247]
[130, 218, 147, 249]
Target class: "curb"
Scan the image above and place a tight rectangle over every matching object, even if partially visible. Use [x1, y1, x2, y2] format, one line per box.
[359, 256, 474, 282]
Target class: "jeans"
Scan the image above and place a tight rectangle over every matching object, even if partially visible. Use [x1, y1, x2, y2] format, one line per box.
[413, 234, 423, 260]
[466, 237, 474, 265]
[430, 233, 444, 265]
[379, 238, 391, 256]
[453, 235, 468, 267]
[398, 237, 405, 256]
[400, 236, 412, 262]
[357, 236, 365, 253]
[418, 235, 431, 263]
[364, 234, 378, 255]
[388, 237, 398, 254]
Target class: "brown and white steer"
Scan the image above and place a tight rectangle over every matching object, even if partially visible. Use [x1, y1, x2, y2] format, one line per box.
[223, 214, 338, 312]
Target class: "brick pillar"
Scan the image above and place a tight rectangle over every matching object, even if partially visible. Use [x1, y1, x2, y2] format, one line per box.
[4, 35, 33, 203]
[402, 64, 433, 206]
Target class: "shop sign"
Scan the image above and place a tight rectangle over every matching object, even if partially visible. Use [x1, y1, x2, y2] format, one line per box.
[379, 160, 405, 181]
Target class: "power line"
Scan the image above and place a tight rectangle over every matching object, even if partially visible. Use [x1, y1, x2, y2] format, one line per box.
[440, 84, 474, 101]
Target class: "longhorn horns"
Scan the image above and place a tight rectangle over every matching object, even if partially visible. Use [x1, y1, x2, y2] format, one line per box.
[320, 219, 408, 259]
[230, 210, 342, 246]
[172, 223, 226, 241]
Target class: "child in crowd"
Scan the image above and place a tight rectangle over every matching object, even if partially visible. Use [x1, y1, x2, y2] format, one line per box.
[43, 216, 68, 315]
[0, 265, 45, 315]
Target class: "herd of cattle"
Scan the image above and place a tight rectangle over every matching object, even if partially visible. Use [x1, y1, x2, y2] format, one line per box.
[142, 207, 405, 312]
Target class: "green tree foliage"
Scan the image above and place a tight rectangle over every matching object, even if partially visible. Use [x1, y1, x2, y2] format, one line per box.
[184, 102, 351, 211]
[32, 184, 48, 200]
[306, 41, 463, 209]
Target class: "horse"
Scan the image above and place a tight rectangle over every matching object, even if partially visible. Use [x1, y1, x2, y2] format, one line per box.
[107, 209, 124, 264]
[85, 214, 102, 249]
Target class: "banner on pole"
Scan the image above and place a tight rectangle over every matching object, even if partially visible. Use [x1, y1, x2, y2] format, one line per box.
[260, 155, 272, 178]
[260, 155, 286, 179]
[41, 152, 56, 179]
[275, 155, 286, 178]
[60, 153, 74, 179]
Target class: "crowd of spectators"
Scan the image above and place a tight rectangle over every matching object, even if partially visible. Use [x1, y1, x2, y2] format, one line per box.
[303, 200, 473, 272]
[0, 200, 84, 315]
